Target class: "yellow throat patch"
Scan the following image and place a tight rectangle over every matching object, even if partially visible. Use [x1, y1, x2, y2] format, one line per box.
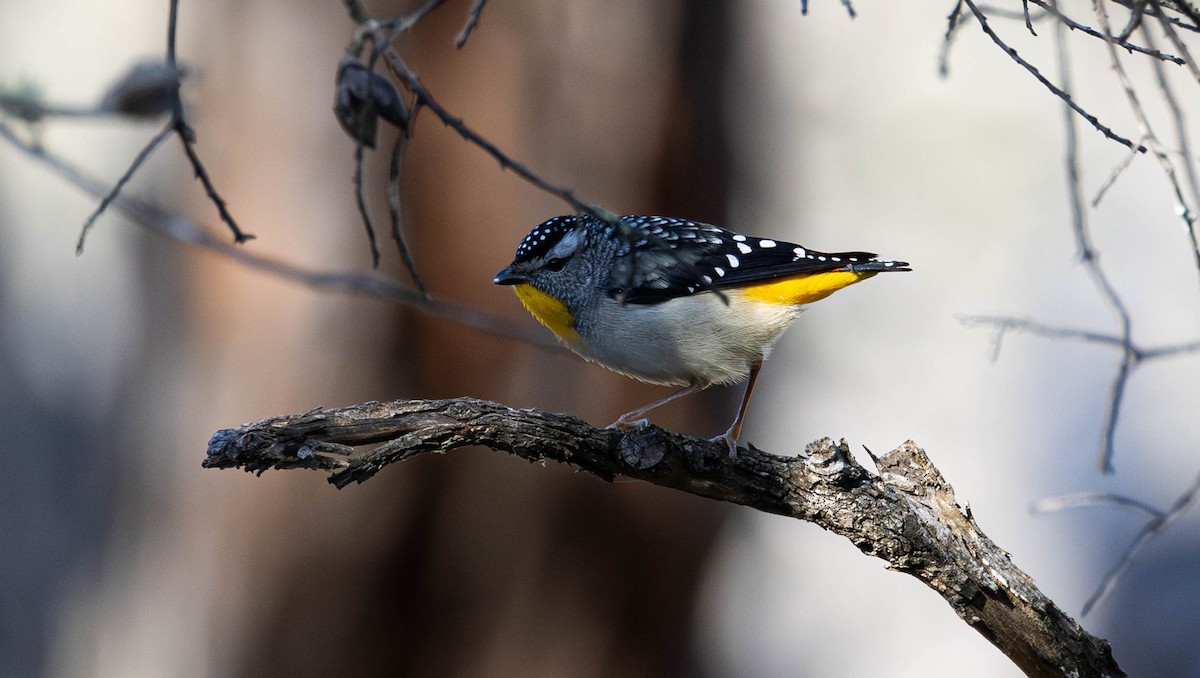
[513, 284, 581, 345]
[739, 270, 879, 305]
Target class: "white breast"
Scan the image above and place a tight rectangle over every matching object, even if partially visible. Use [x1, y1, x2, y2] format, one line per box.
[570, 290, 802, 387]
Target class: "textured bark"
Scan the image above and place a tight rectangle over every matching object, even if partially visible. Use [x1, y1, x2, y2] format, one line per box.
[206, 397, 1125, 678]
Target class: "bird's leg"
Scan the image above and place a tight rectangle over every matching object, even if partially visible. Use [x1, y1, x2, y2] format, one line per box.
[610, 384, 702, 430]
[711, 360, 762, 459]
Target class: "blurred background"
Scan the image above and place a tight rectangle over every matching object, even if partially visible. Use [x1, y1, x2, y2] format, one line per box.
[2, 1, 1198, 676]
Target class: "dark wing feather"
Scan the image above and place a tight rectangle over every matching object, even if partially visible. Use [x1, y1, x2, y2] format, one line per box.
[608, 216, 906, 304]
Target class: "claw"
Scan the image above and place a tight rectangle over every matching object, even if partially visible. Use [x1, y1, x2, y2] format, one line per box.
[610, 416, 650, 431]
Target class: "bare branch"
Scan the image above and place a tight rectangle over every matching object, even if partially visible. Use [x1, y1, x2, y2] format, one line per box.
[203, 398, 1125, 677]
[166, 0, 180, 67]
[167, 0, 251, 244]
[1053, 13, 1091, 264]
[1051, 7, 1133, 472]
[1109, 0, 1200, 32]
[1152, 0, 1200, 81]
[1098, 348, 1135, 472]
[1031, 492, 1164, 519]
[354, 142, 383, 267]
[962, 0, 1146, 152]
[1143, 25, 1200, 286]
[1092, 1, 1200, 288]
[455, 0, 488, 48]
[959, 313, 1200, 472]
[75, 120, 174, 254]
[387, 128, 429, 296]
[339, 1, 708, 298]
[0, 118, 556, 349]
[1091, 148, 1140, 207]
[1027, 0, 1185, 63]
[959, 315, 1200, 362]
[939, 0, 967, 77]
[958, 315, 1125, 349]
[175, 129, 254, 243]
[378, 51, 615, 222]
[1082, 468, 1200, 615]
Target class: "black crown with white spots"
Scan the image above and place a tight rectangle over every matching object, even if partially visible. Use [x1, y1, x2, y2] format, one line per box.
[513, 214, 909, 304]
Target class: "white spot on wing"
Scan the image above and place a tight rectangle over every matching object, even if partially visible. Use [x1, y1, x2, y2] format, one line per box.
[759, 239, 776, 248]
[737, 243, 752, 254]
[726, 254, 740, 267]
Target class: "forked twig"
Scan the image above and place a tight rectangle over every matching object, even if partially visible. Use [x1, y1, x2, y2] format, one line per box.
[1035, 470, 1200, 615]
[75, 0, 253, 252]
[962, 0, 1146, 152]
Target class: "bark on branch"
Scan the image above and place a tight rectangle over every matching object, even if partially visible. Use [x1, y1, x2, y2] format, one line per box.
[204, 397, 1124, 677]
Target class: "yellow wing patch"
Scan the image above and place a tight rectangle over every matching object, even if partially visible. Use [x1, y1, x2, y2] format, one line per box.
[513, 284, 581, 345]
[738, 270, 879, 305]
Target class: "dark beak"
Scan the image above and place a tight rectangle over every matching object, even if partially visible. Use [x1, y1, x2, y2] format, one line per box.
[493, 266, 528, 285]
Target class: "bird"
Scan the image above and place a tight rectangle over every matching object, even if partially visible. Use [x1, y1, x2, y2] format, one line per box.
[493, 214, 909, 458]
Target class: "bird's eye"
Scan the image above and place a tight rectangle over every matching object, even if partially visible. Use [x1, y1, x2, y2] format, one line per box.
[544, 257, 568, 272]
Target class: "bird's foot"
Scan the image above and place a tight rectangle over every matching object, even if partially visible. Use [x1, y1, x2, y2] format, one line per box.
[609, 416, 650, 432]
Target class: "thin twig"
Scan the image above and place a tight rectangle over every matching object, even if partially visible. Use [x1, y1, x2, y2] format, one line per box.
[1082, 468, 1200, 615]
[354, 142, 382, 267]
[1091, 148, 1140, 207]
[959, 315, 1125, 349]
[1110, 0, 1200, 32]
[455, 0, 488, 48]
[0, 118, 556, 349]
[1026, 0, 1185, 63]
[1054, 3, 1135, 473]
[176, 130, 254, 242]
[1151, 0, 1200, 81]
[70, 0, 253, 247]
[1054, 10, 1089, 263]
[1118, 0, 1148, 40]
[343, 0, 702, 300]
[960, 313, 1200, 472]
[940, 0, 968, 77]
[1144, 14, 1200, 288]
[963, 0, 1145, 152]
[1031, 492, 1164, 518]
[1093, 1, 1197, 281]
[960, 315, 1200, 362]
[167, 0, 250, 243]
[166, 0, 179, 67]
[1098, 349, 1135, 472]
[976, 3, 1049, 21]
[342, 0, 618, 225]
[75, 120, 174, 254]
[380, 52, 615, 222]
[1141, 338, 1200, 358]
[387, 129, 428, 296]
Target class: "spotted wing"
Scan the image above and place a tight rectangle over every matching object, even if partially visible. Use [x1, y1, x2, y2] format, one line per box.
[609, 216, 903, 305]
